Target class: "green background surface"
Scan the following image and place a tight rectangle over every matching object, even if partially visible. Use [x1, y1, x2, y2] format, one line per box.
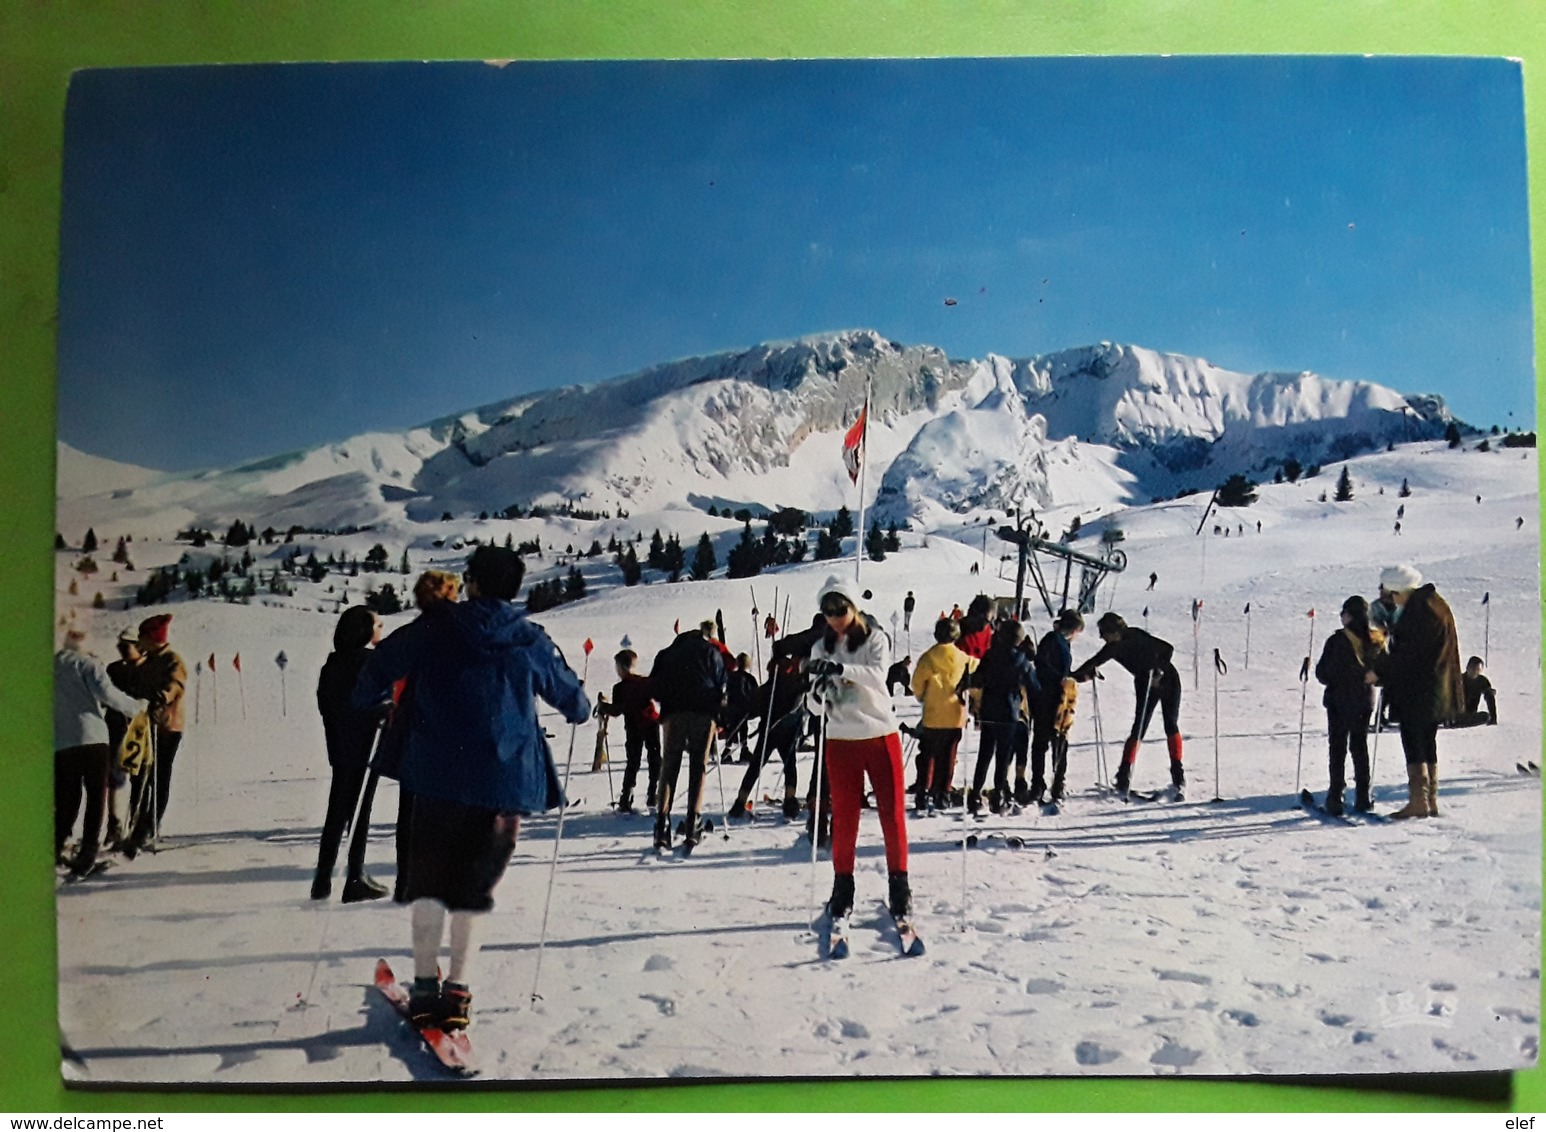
[2, 1, 1541, 1114]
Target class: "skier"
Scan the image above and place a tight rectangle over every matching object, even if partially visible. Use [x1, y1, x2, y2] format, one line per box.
[55, 627, 143, 879]
[804, 575, 913, 923]
[1312, 596, 1383, 815]
[885, 655, 912, 698]
[311, 606, 391, 901]
[949, 604, 964, 622]
[1147, 572, 1158, 591]
[721, 653, 760, 764]
[1451, 656, 1499, 727]
[967, 620, 1040, 814]
[909, 618, 977, 812]
[648, 623, 727, 851]
[1024, 609, 1084, 806]
[763, 612, 779, 640]
[594, 649, 661, 813]
[102, 628, 144, 851]
[955, 595, 995, 660]
[902, 591, 916, 633]
[728, 651, 807, 821]
[1370, 565, 1462, 819]
[1072, 612, 1184, 797]
[352, 545, 589, 1034]
[121, 614, 187, 859]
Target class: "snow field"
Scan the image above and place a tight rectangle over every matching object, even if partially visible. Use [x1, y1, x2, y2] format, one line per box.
[54, 442, 1540, 1082]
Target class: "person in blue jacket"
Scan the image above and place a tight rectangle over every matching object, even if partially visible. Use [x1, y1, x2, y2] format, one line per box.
[1022, 608, 1084, 805]
[353, 545, 590, 1033]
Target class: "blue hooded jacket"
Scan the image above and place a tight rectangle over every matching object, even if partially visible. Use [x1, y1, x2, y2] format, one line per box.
[352, 599, 590, 814]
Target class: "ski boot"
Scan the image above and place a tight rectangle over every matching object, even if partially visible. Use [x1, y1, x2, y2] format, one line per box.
[887, 871, 912, 919]
[103, 816, 125, 853]
[728, 795, 752, 821]
[1323, 789, 1345, 817]
[1048, 775, 1065, 806]
[782, 793, 801, 820]
[408, 976, 443, 1029]
[1426, 765, 1439, 817]
[682, 812, 705, 853]
[310, 865, 333, 901]
[1113, 764, 1131, 796]
[988, 788, 1006, 815]
[826, 873, 855, 919]
[652, 814, 673, 851]
[1013, 778, 1032, 807]
[1354, 786, 1375, 814]
[616, 790, 635, 815]
[342, 873, 389, 904]
[1169, 759, 1186, 802]
[440, 981, 472, 1031]
[967, 788, 984, 816]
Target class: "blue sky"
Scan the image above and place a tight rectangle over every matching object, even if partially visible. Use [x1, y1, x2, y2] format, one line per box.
[58, 56, 1534, 472]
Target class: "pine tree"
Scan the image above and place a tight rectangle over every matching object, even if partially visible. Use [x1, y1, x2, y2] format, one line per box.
[691, 533, 717, 581]
[82, 528, 98, 554]
[1398, 477, 1412, 497]
[1282, 457, 1303, 483]
[865, 521, 886, 562]
[619, 544, 642, 586]
[662, 534, 686, 581]
[830, 506, 854, 540]
[112, 536, 130, 564]
[1445, 421, 1462, 449]
[565, 566, 587, 600]
[648, 529, 666, 570]
[726, 522, 763, 579]
[815, 528, 843, 560]
[364, 543, 390, 572]
[587, 539, 603, 558]
[1217, 474, 1258, 507]
[884, 522, 901, 552]
[400, 549, 411, 575]
[1333, 466, 1354, 502]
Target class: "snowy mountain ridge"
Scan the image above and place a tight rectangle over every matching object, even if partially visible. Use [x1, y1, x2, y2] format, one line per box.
[56, 331, 1456, 538]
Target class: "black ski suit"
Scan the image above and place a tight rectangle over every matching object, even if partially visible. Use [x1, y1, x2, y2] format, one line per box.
[969, 640, 1040, 806]
[1315, 628, 1377, 811]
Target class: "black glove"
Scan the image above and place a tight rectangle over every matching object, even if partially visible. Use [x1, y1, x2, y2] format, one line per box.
[805, 658, 844, 678]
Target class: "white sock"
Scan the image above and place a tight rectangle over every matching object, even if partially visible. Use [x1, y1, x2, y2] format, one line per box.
[447, 911, 478, 985]
[410, 898, 446, 982]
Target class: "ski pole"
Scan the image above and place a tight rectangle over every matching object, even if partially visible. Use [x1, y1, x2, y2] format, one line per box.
[959, 717, 979, 932]
[710, 722, 732, 841]
[1211, 649, 1227, 803]
[530, 651, 589, 1004]
[745, 663, 783, 805]
[1090, 674, 1106, 787]
[1293, 609, 1315, 796]
[599, 715, 616, 806]
[807, 703, 830, 931]
[1370, 687, 1384, 785]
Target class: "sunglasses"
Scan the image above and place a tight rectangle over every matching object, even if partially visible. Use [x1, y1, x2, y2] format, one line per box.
[821, 600, 852, 617]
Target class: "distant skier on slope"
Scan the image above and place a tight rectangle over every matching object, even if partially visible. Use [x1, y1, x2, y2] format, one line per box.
[352, 545, 589, 1034]
[1072, 612, 1184, 797]
[804, 575, 912, 924]
[1369, 565, 1463, 820]
[1024, 609, 1084, 806]
[1312, 595, 1384, 816]
[903, 591, 916, 633]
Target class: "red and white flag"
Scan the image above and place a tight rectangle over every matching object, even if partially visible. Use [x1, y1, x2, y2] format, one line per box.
[841, 400, 868, 485]
[232, 653, 242, 673]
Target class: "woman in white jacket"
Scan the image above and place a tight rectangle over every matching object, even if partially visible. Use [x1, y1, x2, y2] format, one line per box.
[804, 574, 911, 921]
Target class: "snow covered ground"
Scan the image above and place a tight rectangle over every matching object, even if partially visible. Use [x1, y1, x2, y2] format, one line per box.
[54, 441, 1540, 1083]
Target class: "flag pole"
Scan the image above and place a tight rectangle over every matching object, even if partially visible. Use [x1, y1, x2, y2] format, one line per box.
[853, 377, 871, 585]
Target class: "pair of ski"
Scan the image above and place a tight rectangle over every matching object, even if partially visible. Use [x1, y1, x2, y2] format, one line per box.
[1095, 783, 1178, 804]
[373, 959, 476, 1076]
[1298, 789, 1387, 824]
[822, 904, 925, 960]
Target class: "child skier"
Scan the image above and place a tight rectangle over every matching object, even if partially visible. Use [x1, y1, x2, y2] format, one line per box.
[595, 648, 661, 814]
[1313, 595, 1383, 815]
[1024, 609, 1084, 805]
[910, 618, 977, 812]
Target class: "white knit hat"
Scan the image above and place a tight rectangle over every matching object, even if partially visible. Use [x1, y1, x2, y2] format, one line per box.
[1379, 564, 1423, 592]
[818, 573, 864, 611]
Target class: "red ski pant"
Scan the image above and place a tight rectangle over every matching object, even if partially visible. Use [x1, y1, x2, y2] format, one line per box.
[825, 732, 909, 876]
